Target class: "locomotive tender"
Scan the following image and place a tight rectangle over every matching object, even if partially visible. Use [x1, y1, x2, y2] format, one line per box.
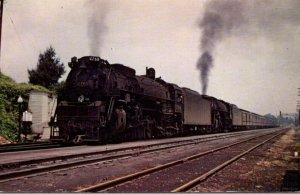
[50, 56, 277, 143]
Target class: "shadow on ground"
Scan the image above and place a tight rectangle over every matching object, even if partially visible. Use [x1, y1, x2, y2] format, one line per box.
[281, 170, 300, 191]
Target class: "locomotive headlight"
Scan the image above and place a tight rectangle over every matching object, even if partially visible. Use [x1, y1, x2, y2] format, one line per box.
[78, 95, 85, 103]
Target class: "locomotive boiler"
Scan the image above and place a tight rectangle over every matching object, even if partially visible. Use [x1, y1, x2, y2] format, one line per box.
[50, 56, 277, 144]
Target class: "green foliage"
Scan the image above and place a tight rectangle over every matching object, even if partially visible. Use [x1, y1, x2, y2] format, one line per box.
[0, 72, 49, 141]
[28, 46, 65, 88]
[0, 93, 17, 140]
[50, 80, 65, 94]
[264, 113, 277, 120]
[277, 115, 295, 126]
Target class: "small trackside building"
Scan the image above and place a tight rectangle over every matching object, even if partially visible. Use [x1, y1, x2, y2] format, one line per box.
[28, 90, 57, 139]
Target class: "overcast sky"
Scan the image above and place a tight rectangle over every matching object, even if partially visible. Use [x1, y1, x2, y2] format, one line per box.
[1, 0, 300, 116]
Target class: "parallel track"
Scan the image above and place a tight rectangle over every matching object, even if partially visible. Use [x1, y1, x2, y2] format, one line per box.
[172, 131, 284, 192]
[0, 129, 262, 169]
[0, 129, 278, 183]
[75, 129, 285, 192]
[0, 142, 61, 153]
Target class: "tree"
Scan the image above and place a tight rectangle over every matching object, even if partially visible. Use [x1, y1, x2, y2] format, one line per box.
[28, 46, 65, 89]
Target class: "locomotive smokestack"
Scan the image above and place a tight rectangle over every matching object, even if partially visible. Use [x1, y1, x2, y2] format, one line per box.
[197, 0, 245, 95]
[146, 67, 156, 79]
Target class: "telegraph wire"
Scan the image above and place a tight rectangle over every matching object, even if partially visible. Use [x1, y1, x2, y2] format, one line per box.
[5, 4, 27, 52]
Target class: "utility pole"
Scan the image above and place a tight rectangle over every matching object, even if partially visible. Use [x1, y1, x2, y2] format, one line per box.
[298, 108, 300, 127]
[0, 0, 4, 73]
[297, 88, 300, 126]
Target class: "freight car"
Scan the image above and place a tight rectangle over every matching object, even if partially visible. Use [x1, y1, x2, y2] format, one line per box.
[50, 56, 277, 144]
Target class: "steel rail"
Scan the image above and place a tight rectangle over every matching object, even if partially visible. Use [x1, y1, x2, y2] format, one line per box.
[0, 130, 261, 182]
[0, 142, 50, 147]
[0, 143, 61, 153]
[0, 130, 261, 169]
[75, 130, 284, 192]
[171, 131, 284, 192]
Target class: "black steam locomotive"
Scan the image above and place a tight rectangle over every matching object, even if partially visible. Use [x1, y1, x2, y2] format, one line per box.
[50, 56, 277, 144]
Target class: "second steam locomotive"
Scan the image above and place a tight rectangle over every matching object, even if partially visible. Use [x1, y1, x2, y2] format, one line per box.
[50, 56, 277, 143]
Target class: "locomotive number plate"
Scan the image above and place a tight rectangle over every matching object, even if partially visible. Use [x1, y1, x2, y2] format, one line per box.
[78, 81, 88, 87]
[89, 56, 100, 61]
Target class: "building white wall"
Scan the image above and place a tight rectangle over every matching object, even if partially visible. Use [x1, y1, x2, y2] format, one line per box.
[28, 90, 57, 139]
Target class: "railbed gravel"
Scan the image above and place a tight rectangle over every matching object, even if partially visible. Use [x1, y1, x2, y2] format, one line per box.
[190, 128, 300, 192]
[0, 134, 243, 192]
[104, 134, 279, 192]
[0, 129, 290, 192]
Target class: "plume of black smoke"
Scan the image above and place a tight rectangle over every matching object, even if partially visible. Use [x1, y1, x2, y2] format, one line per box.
[197, 0, 300, 95]
[87, 0, 109, 56]
[197, 51, 213, 95]
[197, 0, 245, 94]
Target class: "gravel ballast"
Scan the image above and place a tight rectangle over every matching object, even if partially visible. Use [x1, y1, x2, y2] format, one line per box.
[190, 128, 300, 192]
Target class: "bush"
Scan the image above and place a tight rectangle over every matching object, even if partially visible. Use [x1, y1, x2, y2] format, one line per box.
[0, 72, 49, 142]
[0, 93, 17, 140]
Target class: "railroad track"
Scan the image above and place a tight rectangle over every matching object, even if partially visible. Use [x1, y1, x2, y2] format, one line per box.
[0, 142, 61, 153]
[0, 129, 280, 183]
[0, 129, 266, 169]
[75, 129, 285, 192]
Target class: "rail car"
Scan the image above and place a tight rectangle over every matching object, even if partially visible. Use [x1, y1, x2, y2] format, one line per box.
[49, 56, 277, 144]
